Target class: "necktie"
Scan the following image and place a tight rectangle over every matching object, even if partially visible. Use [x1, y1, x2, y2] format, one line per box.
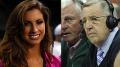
[97, 49, 104, 65]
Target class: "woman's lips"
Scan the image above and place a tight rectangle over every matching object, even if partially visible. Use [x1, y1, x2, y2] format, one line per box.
[29, 34, 40, 40]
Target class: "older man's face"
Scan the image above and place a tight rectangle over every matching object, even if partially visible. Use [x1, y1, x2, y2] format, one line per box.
[82, 4, 110, 47]
[61, 4, 81, 44]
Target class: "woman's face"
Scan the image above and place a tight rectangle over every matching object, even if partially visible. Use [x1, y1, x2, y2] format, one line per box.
[23, 9, 45, 45]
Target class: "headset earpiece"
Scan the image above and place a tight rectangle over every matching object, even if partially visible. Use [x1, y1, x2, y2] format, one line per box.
[104, 0, 119, 29]
[106, 15, 118, 29]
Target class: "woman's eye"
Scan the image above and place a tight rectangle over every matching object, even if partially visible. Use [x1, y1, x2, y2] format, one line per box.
[36, 20, 43, 25]
[24, 21, 31, 26]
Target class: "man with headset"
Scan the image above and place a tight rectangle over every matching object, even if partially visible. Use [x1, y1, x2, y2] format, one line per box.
[76, 0, 120, 67]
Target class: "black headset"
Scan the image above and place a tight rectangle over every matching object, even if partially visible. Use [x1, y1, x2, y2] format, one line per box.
[105, 0, 119, 29]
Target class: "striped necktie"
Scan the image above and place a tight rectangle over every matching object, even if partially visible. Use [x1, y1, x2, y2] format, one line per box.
[97, 49, 104, 65]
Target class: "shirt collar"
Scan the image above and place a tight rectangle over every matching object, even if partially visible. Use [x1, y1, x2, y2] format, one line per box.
[68, 39, 82, 59]
[98, 27, 119, 57]
[70, 39, 82, 49]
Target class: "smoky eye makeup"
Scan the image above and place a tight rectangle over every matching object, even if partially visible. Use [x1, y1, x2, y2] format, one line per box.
[36, 19, 44, 25]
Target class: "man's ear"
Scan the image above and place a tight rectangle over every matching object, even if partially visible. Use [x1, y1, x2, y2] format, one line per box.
[80, 20, 83, 28]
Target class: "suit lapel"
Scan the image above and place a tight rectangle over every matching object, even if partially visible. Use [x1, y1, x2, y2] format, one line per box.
[99, 29, 120, 67]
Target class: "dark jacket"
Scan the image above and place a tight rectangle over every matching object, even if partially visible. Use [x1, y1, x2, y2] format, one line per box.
[89, 30, 120, 67]
[61, 38, 90, 67]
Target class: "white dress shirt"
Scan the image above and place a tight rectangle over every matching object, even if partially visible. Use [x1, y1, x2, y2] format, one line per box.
[97, 27, 119, 65]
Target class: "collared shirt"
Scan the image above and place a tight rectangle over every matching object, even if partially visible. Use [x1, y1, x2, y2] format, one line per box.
[68, 39, 82, 59]
[97, 27, 119, 65]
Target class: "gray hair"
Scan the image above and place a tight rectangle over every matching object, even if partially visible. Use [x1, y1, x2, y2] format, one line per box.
[61, 0, 82, 17]
[61, 0, 73, 9]
[76, 0, 113, 16]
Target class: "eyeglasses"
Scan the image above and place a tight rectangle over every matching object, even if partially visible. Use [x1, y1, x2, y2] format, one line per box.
[82, 16, 107, 24]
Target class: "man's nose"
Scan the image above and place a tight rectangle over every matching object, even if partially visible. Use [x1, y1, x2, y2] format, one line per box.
[85, 20, 93, 30]
[61, 22, 68, 31]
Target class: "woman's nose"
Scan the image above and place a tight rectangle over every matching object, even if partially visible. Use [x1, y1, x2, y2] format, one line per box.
[31, 23, 38, 32]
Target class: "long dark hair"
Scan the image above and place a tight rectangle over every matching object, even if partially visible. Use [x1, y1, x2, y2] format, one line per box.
[0, 0, 53, 67]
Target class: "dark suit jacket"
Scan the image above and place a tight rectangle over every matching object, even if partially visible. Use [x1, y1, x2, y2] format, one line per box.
[61, 38, 90, 67]
[89, 30, 120, 67]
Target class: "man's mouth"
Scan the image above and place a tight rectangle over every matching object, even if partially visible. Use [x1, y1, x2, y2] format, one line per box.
[87, 32, 96, 37]
[62, 32, 70, 37]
